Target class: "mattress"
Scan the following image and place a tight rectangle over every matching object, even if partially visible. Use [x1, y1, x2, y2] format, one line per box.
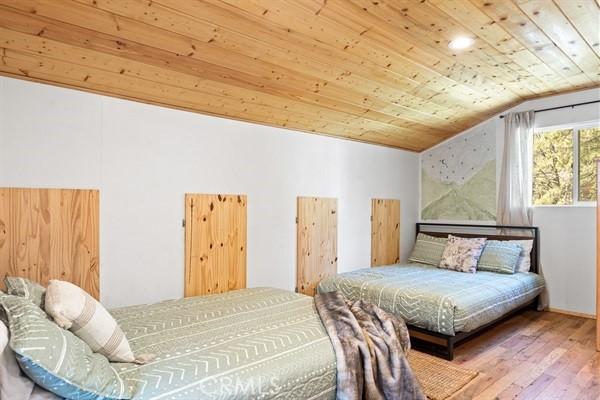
[110, 288, 336, 400]
[317, 263, 545, 336]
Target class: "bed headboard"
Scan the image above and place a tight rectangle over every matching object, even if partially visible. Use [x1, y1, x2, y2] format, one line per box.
[0, 188, 100, 298]
[416, 223, 540, 274]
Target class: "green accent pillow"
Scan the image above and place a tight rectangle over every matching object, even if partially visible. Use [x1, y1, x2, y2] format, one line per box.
[0, 293, 135, 399]
[408, 233, 448, 266]
[4, 277, 46, 308]
[478, 241, 522, 274]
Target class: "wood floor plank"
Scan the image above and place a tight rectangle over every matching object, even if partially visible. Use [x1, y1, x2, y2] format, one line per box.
[573, 354, 600, 399]
[449, 311, 598, 400]
[515, 373, 557, 399]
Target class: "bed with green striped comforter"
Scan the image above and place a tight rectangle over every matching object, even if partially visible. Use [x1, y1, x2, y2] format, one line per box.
[317, 263, 545, 336]
[111, 288, 336, 400]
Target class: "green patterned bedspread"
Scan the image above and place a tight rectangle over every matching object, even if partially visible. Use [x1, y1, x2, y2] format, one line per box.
[317, 263, 545, 336]
[111, 288, 336, 400]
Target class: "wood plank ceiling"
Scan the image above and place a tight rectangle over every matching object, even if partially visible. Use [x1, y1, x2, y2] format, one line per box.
[0, 0, 598, 151]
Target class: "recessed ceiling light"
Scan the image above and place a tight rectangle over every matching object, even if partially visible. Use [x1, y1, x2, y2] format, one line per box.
[448, 37, 474, 50]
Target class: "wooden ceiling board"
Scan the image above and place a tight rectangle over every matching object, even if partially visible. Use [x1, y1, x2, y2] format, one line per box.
[136, 0, 478, 111]
[0, 0, 598, 151]
[87, 0, 482, 125]
[426, 0, 572, 91]
[554, 0, 600, 59]
[516, 0, 599, 81]
[0, 1, 460, 142]
[470, 0, 595, 86]
[344, 0, 545, 96]
[232, 0, 517, 100]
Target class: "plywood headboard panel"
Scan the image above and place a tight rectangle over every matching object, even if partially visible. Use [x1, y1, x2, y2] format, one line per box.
[184, 193, 247, 297]
[296, 197, 337, 296]
[371, 199, 400, 266]
[0, 188, 100, 299]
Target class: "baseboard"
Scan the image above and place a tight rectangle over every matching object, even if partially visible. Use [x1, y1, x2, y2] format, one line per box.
[547, 307, 596, 320]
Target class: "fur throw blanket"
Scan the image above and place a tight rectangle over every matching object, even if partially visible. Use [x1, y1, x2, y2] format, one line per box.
[315, 291, 425, 400]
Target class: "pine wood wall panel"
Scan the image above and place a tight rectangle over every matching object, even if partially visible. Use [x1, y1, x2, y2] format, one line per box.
[184, 194, 247, 297]
[0, 188, 99, 299]
[296, 197, 337, 296]
[0, 0, 598, 150]
[371, 199, 400, 267]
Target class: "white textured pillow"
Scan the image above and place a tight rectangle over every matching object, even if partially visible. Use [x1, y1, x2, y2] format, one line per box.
[509, 240, 534, 272]
[44, 280, 136, 363]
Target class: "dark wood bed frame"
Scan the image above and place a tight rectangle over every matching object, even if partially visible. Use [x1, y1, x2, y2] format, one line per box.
[409, 223, 541, 360]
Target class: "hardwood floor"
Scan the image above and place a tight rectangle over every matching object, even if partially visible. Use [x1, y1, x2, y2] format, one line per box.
[450, 311, 598, 400]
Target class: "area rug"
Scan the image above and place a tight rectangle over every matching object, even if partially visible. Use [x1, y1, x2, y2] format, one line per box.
[408, 351, 479, 400]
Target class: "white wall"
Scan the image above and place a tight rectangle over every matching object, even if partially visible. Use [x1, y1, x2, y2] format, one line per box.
[0, 77, 419, 308]
[420, 87, 600, 316]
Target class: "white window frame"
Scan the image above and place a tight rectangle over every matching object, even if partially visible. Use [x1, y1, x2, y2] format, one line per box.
[533, 119, 599, 207]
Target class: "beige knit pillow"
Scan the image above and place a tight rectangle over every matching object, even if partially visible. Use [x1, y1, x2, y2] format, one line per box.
[44, 280, 142, 363]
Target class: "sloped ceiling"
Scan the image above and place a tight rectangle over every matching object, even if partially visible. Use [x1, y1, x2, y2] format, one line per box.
[0, 0, 598, 151]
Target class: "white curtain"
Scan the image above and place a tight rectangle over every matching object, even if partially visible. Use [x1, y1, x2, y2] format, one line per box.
[497, 111, 535, 226]
[497, 110, 548, 309]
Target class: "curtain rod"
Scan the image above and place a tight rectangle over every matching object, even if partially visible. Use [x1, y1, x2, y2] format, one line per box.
[498, 99, 600, 119]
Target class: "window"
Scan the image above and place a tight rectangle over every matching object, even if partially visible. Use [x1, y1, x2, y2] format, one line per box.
[533, 123, 599, 206]
[579, 127, 600, 202]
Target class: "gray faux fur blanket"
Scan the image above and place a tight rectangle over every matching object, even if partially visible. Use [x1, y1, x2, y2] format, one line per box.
[315, 291, 425, 400]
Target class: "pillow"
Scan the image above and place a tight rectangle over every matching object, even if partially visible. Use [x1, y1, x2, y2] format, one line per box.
[45, 280, 147, 364]
[439, 235, 487, 273]
[477, 241, 522, 274]
[408, 233, 448, 266]
[0, 293, 134, 399]
[4, 277, 46, 308]
[507, 240, 534, 272]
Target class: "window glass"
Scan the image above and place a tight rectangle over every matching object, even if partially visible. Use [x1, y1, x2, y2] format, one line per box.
[578, 127, 600, 202]
[533, 129, 573, 205]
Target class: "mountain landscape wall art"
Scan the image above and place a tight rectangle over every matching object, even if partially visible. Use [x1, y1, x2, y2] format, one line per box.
[421, 128, 496, 221]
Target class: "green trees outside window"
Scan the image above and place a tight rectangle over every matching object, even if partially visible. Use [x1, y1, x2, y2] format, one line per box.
[533, 126, 599, 205]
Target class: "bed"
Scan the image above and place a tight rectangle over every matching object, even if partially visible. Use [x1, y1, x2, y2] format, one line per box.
[2, 284, 426, 399]
[111, 287, 337, 400]
[318, 223, 545, 360]
[2, 287, 338, 400]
